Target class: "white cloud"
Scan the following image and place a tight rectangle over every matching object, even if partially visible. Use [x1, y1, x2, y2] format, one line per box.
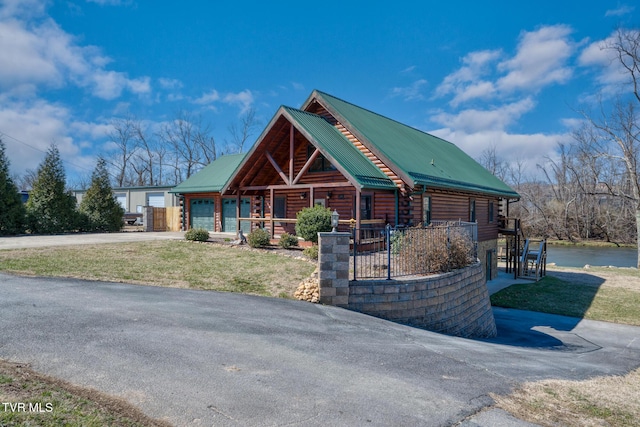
[436, 25, 575, 106]
[431, 98, 536, 134]
[0, 1, 151, 100]
[86, 0, 134, 6]
[0, 0, 46, 20]
[0, 99, 96, 178]
[390, 79, 428, 101]
[434, 49, 501, 102]
[194, 89, 221, 105]
[158, 78, 183, 90]
[605, 5, 634, 17]
[430, 127, 570, 179]
[577, 31, 637, 96]
[496, 25, 574, 93]
[223, 90, 255, 114]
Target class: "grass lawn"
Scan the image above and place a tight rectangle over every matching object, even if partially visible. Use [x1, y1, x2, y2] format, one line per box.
[0, 240, 316, 298]
[490, 274, 640, 326]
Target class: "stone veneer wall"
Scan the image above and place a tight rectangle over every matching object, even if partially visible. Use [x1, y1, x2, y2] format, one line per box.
[348, 262, 496, 338]
[317, 232, 497, 338]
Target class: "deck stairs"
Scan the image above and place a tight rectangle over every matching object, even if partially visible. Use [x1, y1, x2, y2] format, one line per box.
[498, 217, 547, 281]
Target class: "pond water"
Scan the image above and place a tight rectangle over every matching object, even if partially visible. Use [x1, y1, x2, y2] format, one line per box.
[546, 245, 637, 268]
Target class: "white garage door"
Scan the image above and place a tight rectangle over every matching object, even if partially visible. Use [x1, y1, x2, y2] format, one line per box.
[147, 193, 165, 208]
[115, 194, 127, 211]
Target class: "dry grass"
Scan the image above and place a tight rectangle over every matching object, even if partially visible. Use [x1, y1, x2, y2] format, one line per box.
[493, 368, 640, 427]
[0, 240, 316, 298]
[0, 360, 171, 427]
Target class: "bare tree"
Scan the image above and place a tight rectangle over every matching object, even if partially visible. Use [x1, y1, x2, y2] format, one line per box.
[575, 28, 640, 266]
[106, 116, 138, 187]
[13, 168, 38, 191]
[158, 111, 221, 183]
[226, 108, 259, 154]
[478, 145, 509, 181]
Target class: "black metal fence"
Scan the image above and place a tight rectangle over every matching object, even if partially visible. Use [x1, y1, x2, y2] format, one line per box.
[351, 221, 478, 280]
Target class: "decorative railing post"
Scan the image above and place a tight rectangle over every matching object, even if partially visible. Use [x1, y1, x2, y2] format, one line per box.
[352, 227, 357, 281]
[386, 224, 392, 280]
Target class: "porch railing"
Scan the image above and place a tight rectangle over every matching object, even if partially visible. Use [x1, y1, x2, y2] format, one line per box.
[351, 221, 478, 280]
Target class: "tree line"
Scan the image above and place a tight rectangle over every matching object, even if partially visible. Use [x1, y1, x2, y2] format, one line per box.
[481, 29, 640, 268]
[103, 109, 258, 189]
[0, 140, 124, 236]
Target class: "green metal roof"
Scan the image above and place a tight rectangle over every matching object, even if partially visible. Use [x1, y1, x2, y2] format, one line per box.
[312, 91, 520, 198]
[170, 153, 246, 194]
[283, 106, 397, 190]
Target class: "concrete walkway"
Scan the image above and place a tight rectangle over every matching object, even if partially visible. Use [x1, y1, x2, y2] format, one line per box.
[486, 271, 535, 295]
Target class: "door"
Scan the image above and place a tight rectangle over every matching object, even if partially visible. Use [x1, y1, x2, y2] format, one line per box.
[190, 199, 214, 231]
[222, 198, 251, 233]
[147, 192, 165, 208]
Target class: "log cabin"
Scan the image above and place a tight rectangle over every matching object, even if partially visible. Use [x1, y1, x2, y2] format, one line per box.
[171, 90, 520, 279]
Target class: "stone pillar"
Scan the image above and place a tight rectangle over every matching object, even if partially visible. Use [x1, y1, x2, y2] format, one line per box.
[318, 232, 351, 307]
[143, 206, 154, 232]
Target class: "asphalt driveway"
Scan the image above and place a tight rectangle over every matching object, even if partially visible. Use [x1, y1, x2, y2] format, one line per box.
[2, 273, 640, 426]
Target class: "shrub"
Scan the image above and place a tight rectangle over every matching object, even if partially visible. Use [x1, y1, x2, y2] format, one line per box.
[295, 205, 332, 243]
[303, 245, 319, 260]
[185, 228, 210, 242]
[279, 232, 299, 249]
[398, 225, 474, 274]
[248, 228, 271, 248]
[79, 158, 125, 232]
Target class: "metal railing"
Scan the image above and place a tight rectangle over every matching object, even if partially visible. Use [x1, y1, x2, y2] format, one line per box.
[351, 221, 478, 280]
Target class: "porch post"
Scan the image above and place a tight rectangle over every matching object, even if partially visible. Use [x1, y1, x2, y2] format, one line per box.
[355, 189, 361, 243]
[269, 187, 275, 238]
[309, 187, 314, 208]
[236, 193, 241, 234]
[289, 124, 294, 184]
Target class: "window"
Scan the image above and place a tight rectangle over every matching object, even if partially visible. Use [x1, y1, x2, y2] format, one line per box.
[488, 201, 494, 223]
[469, 198, 476, 222]
[423, 196, 432, 225]
[360, 195, 372, 220]
[273, 196, 286, 219]
[307, 145, 336, 172]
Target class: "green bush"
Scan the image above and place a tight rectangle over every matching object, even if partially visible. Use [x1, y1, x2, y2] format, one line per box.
[303, 245, 319, 260]
[185, 228, 210, 242]
[295, 205, 332, 243]
[279, 232, 299, 249]
[248, 228, 271, 248]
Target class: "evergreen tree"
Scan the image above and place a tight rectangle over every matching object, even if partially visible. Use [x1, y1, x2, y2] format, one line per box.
[26, 145, 78, 234]
[0, 139, 26, 235]
[79, 157, 124, 232]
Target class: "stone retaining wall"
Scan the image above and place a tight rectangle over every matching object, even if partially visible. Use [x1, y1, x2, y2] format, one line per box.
[348, 262, 496, 338]
[317, 232, 497, 338]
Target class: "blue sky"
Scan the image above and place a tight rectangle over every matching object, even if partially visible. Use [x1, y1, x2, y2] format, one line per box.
[0, 0, 637, 185]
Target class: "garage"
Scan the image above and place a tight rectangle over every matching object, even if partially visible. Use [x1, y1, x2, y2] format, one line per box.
[222, 198, 250, 233]
[115, 193, 127, 211]
[147, 193, 166, 208]
[190, 199, 215, 231]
